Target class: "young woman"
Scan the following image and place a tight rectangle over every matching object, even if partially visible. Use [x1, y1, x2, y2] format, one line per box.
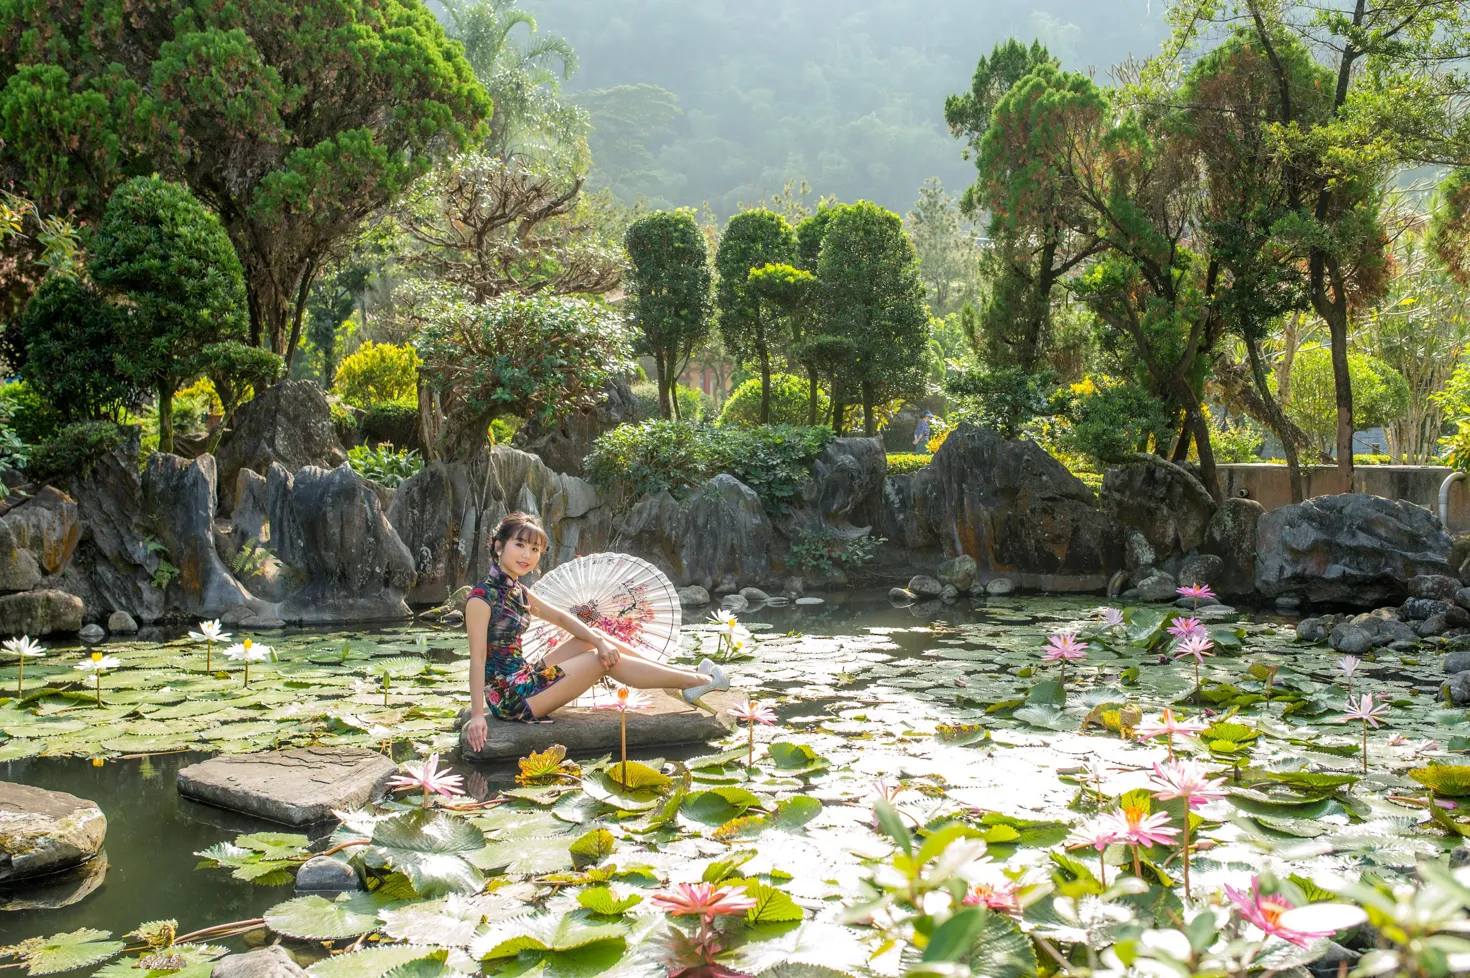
[462, 512, 729, 752]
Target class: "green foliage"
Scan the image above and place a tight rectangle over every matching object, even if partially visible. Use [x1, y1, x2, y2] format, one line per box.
[0, 0, 491, 353]
[813, 201, 930, 433]
[585, 421, 832, 512]
[360, 404, 422, 451]
[9, 276, 138, 426]
[348, 445, 424, 489]
[1409, 765, 1470, 798]
[416, 293, 635, 460]
[27, 422, 126, 483]
[1207, 415, 1265, 464]
[199, 342, 285, 419]
[945, 38, 1058, 211]
[885, 453, 931, 475]
[1060, 383, 1173, 466]
[333, 342, 421, 408]
[946, 365, 1055, 439]
[0, 928, 124, 976]
[0, 381, 56, 445]
[787, 530, 885, 575]
[91, 176, 248, 454]
[630, 383, 710, 422]
[718, 375, 829, 428]
[331, 404, 361, 446]
[716, 210, 798, 421]
[1432, 168, 1470, 285]
[624, 209, 713, 419]
[1285, 349, 1410, 456]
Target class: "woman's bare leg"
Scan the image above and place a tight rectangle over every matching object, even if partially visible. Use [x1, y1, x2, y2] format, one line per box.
[525, 651, 608, 716]
[542, 633, 709, 684]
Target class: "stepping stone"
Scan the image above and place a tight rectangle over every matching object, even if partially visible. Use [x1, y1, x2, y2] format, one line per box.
[176, 746, 398, 826]
[459, 690, 740, 763]
[0, 781, 107, 882]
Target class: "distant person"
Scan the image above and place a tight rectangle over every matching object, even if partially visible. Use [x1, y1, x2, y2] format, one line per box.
[913, 411, 935, 448]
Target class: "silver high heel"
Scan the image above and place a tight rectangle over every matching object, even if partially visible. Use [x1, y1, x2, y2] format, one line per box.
[682, 665, 730, 706]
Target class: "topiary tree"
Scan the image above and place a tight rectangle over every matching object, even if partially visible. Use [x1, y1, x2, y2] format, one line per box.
[1432, 168, 1470, 285]
[624, 210, 712, 419]
[416, 293, 635, 461]
[199, 341, 286, 452]
[332, 341, 422, 407]
[0, 0, 490, 362]
[717, 374, 830, 428]
[715, 210, 797, 423]
[90, 176, 248, 455]
[8, 275, 139, 427]
[1286, 349, 1410, 457]
[814, 201, 931, 435]
[946, 365, 1056, 440]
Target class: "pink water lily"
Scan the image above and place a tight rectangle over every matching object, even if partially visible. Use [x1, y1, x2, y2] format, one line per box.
[962, 878, 1021, 914]
[1174, 631, 1214, 693]
[1099, 608, 1125, 629]
[1335, 655, 1360, 689]
[1177, 583, 1215, 609]
[387, 753, 465, 808]
[1167, 616, 1205, 641]
[1342, 692, 1391, 774]
[651, 882, 757, 920]
[1042, 631, 1089, 684]
[730, 699, 777, 770]
[1066, 815, 1120, 887]
[598, 684, 651, 785]
[1135, 708, 1207, 759]
[1104, 804, 1180, 849]
[1150, 758, 1225, 899]
[1225, 878, 1336, 948]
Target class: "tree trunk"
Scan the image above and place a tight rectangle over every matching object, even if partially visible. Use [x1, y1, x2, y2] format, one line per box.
[1171, 418, 1192, 463]
[1242, 339, 1306, 503]
[283, 260, 317, 373]
[1177, 391, 1221, 503]
[1312, 255, 1355, 491]
[157, 377, 178, 456]
[757, 334, 772, 425]
[831, 381, 845, 437]
[417, 372, 442, 462]
[656, 352, 672, 419]
[861, 380, 875, 437]
[805, 364, 819, 426]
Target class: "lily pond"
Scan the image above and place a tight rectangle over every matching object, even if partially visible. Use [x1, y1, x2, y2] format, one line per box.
[5, 593, 1470, 978]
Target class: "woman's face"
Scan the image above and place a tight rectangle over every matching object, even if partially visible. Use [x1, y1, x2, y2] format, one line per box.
[499, 533, 545, 577]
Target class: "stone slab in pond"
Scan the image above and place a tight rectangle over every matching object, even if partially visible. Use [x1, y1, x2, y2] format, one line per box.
[176, 747, 397, 826]
[460, 690, 739, 762]
[0, 781, 107, 882]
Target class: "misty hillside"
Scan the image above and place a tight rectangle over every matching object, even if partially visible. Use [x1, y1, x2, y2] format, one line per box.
[523, 0, 1171, 215]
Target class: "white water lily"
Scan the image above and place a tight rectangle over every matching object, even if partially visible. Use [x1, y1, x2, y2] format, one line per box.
[224, 639, 271, 687]
[707, 610, 739, 636]
[73, 653, 121, 674]
[3, 634, 46, 696]
[189, 619, 231, 671]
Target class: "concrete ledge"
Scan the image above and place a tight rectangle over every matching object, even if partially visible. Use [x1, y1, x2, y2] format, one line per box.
[459, 690, 739, 763]
[1218, 464, 1470, 533]
[177, 747, 397, 825]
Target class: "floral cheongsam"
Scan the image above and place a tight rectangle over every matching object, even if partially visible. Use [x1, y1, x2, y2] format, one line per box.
[468, 563, 565, 722]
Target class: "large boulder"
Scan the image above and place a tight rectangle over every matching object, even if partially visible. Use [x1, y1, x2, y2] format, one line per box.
[1100, 460, 1217, 562]
[1202, 497, 1264, 597]
[619, 475, 779, 590]
[386, 448, 612, 603]
[808, 437, 887, 526]
[0, 589, 83, 635]
[513, 379, 640, 477]
[176, 747, 398, 825]
[214, 381, 346, 513]
[1256, 493, 1455, 605]
[0, 517, 41, 593]
[0, 781, 106, 881]
[142, 454, 258, 617]
[271, 464, 416, 623]
[3, 487, 79, 575]
[878, 425, 1120, 582]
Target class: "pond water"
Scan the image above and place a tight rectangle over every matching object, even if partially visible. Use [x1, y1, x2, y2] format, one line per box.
[2, 592, 1467, 975]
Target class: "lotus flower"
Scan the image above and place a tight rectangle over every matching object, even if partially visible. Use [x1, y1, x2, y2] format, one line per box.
[962, 878, 1021, 914]
[3, 635, 46, 696]
[1104, 803, 1180, 849]
[1177, 583, 1215, 609]
[1225, 878, 1337, 948]
[1149, 758, 1225, 899]
[598, 684, 651, 784]
[223, 639, 271, 687]
[1042, 631, 1089, 684]
[1334, 654, 1360, 689]
[1174, 632, 1214, 693]
[650, 882, 757, 920]
[1066, 815, 1119, 887]
[1342, 692, 1391, 774]
[1167, 616, 1205, 641]
[1099, 608, 1125, 629]
[74, 652, 120, 707]
[387, 752, 465, 807]
[1135, 708, 1207, 759]
[730, 699, 777, 770]
[188, 619, 231, 672]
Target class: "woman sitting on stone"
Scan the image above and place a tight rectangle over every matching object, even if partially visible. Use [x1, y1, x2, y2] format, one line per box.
[462, 512, 729, 751]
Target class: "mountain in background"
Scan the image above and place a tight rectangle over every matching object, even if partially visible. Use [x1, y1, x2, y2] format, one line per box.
[522, 0, 1170, 216]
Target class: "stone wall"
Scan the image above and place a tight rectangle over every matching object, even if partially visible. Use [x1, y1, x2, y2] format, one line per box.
[1219, 463, 1470, 533]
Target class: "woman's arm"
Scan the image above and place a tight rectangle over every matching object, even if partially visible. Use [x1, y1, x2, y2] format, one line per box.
[464, 599, 491, 751]
[527, 592, 617, 665]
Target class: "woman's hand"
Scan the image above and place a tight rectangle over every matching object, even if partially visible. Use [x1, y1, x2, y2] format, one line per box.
[593, 638, 620, 669]
[464, 713, 488, 752]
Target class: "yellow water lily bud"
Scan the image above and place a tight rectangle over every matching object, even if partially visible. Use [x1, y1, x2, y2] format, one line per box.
[90, 651, 103, 662]
[243, 638, 253, 649]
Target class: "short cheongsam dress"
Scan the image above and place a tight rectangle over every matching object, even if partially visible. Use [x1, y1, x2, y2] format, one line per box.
[468, 563, 566, 722]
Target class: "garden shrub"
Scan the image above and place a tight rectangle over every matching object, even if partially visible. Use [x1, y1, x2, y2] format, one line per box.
[1059, 383, 1173, 466]
[330, 403, 361, 445]
[630, 382, 710, 421]
[1286, 349, 1409, 455]
[946, 365, 1056, 438]
[347, 444, 423, 488]
[490, 416, 521, 446]
[886, 453, 932, 475]
[0, 427, 27, 478]
[585, 421, 833, 512]
[360, 403, 421, 451]
[717, 374, 829, 428]
[332, 341, 420, 407]
[28, 421, 127, 482]
[0, 380, 59, 444]
[788, 528, 886, 575]
[9, 276, 138, 426]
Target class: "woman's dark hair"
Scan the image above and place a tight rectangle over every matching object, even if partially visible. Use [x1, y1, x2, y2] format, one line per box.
[490, 511, 549, 563]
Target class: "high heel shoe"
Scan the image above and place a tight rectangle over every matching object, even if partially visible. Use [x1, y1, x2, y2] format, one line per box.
[697, 657, 717, 675]
[682, 665, 730, 707]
